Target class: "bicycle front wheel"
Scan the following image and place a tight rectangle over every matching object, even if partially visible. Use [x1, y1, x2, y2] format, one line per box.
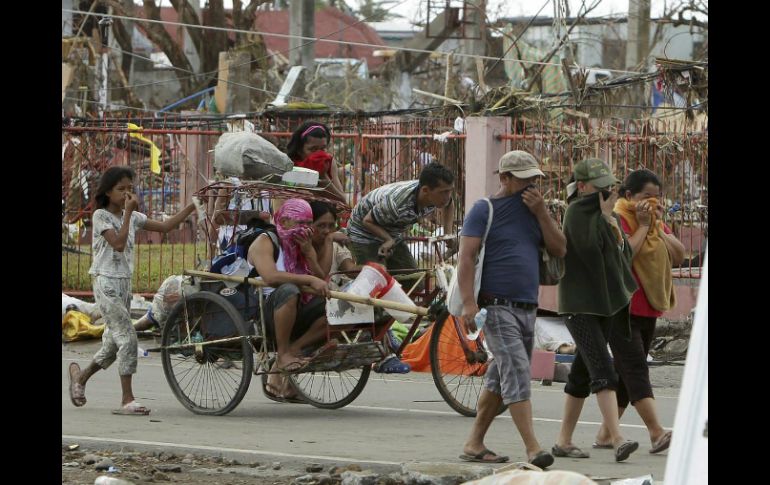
[430, 312, 505, 417]
[161, 291, 254, 415]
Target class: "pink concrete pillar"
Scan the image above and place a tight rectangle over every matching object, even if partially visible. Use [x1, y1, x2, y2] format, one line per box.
[463, 117, 511, 217]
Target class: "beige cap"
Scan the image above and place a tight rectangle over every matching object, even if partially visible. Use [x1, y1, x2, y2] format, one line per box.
[494, 150, 545, 179]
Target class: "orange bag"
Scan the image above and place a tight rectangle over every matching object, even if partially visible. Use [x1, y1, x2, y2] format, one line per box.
[402, 315, 488, 375]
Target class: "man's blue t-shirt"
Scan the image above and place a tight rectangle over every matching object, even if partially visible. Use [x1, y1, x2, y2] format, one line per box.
[460, 192, 543, 304]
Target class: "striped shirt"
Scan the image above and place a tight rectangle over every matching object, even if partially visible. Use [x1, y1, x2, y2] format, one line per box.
[348, 180, 437, 244]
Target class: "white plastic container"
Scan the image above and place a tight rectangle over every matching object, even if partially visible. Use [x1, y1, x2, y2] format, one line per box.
[347, 263, 391, 298]
[378, 280, 416, 323]
[282, 166, 319, 187]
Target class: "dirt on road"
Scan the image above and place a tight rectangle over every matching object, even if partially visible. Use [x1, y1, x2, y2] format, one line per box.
[61, 445, 369, 485]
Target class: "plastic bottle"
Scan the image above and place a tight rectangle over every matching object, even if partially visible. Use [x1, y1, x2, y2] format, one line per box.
[137, 346, 149, 358]
[466, 308, 488, 340]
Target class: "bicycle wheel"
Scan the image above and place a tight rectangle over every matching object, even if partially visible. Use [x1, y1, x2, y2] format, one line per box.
[161, 291, 254, 415]
[430, 312, 505, 417]
[290, 364, 371, 410]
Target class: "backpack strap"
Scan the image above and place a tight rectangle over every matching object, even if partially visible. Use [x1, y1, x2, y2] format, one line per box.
[264, 230, 280, 262]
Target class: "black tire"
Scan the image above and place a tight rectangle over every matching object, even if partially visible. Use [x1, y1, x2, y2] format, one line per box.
[161, 291, 254, 415]
[430, 312, 506, 417]
[289, 364, 371, 410]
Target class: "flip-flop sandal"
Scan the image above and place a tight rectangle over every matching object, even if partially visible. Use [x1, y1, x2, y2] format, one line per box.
[263, 383, 306, 404]
[614, 440, 639, 462]
[551, 444, 590, 458]
[650, 431, 672, 454]
[529, 451, 554, 469]
[459, 448, 509, 463]
[111, 401, 151, 416]
[68, 362, 86, 407]
[592, 442, 613, 449]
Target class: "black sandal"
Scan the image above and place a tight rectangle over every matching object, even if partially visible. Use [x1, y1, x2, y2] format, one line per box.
[614, 441, 639, 462]
[459, 449, 509, 463]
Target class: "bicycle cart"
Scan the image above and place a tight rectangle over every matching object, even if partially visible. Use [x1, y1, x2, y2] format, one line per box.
[152, 180, 500, 417]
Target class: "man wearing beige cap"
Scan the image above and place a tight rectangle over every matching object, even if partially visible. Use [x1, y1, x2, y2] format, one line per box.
[552, 158, 641, 463]
[457, 150, 566, 467]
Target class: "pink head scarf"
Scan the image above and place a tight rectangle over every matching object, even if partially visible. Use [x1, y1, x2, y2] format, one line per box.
[275, 199, 314, 301]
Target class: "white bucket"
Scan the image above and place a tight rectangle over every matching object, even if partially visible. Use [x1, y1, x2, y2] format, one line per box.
[347, 263, 390, 298]
[379, 280, 416, 323]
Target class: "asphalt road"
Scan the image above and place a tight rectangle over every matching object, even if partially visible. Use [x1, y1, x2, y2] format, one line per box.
[62, 338, 681, 483]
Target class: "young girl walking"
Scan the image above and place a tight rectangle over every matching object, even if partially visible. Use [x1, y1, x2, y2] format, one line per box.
[68, 166, 196, 415]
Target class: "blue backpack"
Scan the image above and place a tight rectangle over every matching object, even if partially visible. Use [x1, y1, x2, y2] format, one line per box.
[211, 225, 279, 276]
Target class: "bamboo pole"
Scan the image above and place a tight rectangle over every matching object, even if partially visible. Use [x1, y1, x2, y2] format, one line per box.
[412, 88, 463, 106]
[184, 270, 429, 317]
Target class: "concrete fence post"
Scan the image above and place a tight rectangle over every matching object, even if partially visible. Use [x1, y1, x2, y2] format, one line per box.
[463, 116, 511, 217]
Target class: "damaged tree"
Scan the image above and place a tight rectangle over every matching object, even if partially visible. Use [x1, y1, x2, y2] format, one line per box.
[72, 0, 272, 107]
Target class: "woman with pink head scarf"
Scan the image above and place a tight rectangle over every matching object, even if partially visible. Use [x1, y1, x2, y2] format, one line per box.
[247, 198, 332, 401]
[273, 199, 317, 290]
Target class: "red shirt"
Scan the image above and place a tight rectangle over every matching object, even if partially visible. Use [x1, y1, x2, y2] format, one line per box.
[619, 218, 673, 317]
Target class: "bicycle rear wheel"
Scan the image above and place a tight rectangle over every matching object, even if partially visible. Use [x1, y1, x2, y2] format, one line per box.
[161, 291, 254, 415]
[430, 312, 505, 417]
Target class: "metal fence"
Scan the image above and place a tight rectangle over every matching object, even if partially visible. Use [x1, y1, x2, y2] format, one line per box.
[62, 113, 706, 295]
[500, 117, 708, 278]
[61, 113, 465, 294]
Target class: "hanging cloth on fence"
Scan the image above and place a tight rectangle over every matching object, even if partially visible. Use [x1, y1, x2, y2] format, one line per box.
[127, 123, 162, 174]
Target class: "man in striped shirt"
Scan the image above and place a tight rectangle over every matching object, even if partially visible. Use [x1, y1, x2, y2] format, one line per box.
[348, 162, 456, 271]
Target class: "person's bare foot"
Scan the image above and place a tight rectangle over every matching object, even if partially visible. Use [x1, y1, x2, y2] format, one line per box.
[649, 429, 667, 446]
[594, 431, 612, 448]
[275, 353, 311, 373]
[266, 362, 290, 397]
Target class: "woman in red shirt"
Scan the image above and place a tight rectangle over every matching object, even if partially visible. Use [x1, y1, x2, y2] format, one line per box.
[286, 121, 346, 202]
[594, 169, 685, 454]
